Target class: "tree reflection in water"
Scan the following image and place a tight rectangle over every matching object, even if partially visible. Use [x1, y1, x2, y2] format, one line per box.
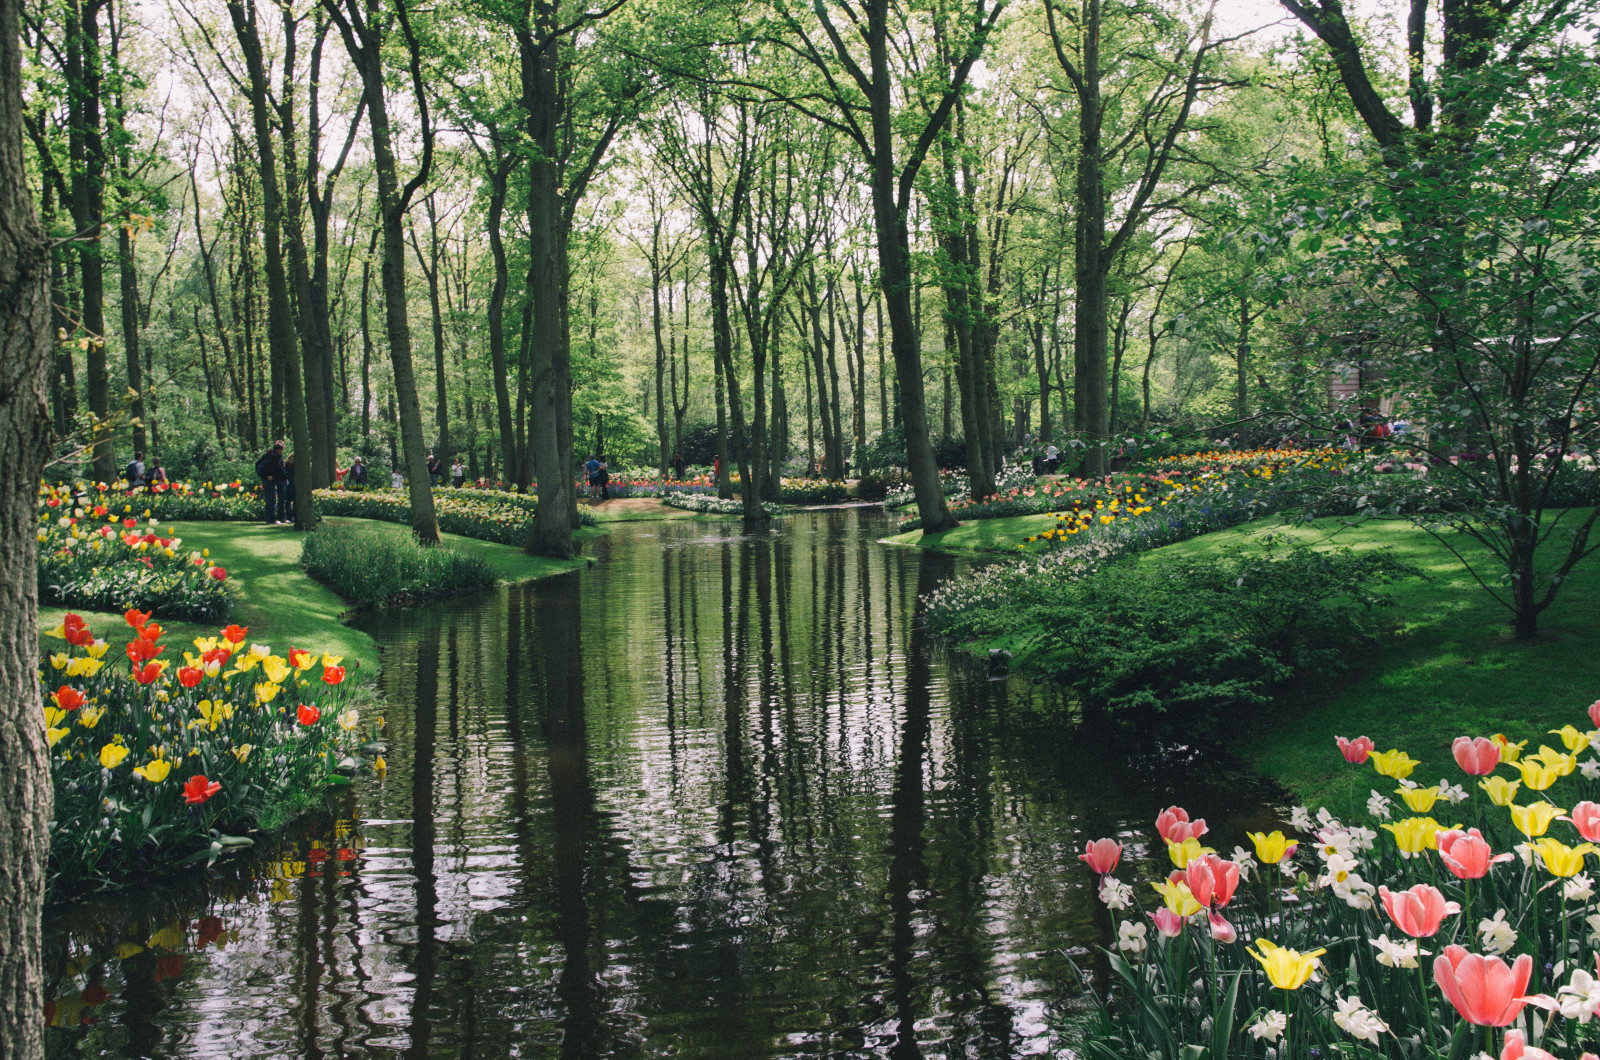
[41, 509, 1283, 1059]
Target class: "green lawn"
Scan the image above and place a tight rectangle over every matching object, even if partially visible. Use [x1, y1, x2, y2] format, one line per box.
[1153, 516, 1600, 809]
[38, 517, 597, 677]
[881, 512, 1060, 552]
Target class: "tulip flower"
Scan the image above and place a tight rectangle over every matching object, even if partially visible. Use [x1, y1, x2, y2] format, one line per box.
[98, 743, 129, 769]
[1438, 829, 1513, 880]
[1151, 878, 1202, 918]
[1337, 735, 1375, 764]
[1079, 838, 1122, 875]
[131, 661, 165, 685]
[1454, 736, 1501, 775]
[1553, 725, 1593, 754]
[1166, 837, 1212, 868]
[209, 566, 227, 581]
[1533, 837, 1595, 877]
[1510, 802, 1565, 839]
[287, 648, 313, 670]
[1568, 802, 1600, 843]
[1501, 1030, 1559, 1060]
[1492, 734, 1529, 765]
[1372, 749, 1421, 780]
[182, 775, 222, 805]
[1207, 909, 1237, 943]
[1481, 776, 1522, 807]
[1397, 785, 1443, 813]
[1183, 853, 1241, 908]
[222, 624, 248, 644]
[1150, 907, 1185, 938]
[1248, 938, 1326, 991]
[1248, 830, 1298, 865]
[125, 638, 161, 664]
[1379, 884, 1461, 938]
[51, 686, 86, 712]
[177, 666, 203, 688]
[1383, 816, 1448, 857]
[123, 607, 152, 631]
[132, 758, 172, 783]
[1516, 759, 1563, 791]
[1155, 806, 1207, 843]
[1433, 945, 1535, 1026]
[1590, 700, 1600, 730]
[322, 665, 346, 686]
[297, 703, 321, 726]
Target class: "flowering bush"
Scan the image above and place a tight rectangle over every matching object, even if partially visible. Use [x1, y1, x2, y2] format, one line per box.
[1078, 699, 1600, 1060]
[661, 491, 784, 517]
[36, 498, 235, 622]
[315, 486, 593, 545]
[42, 611, 373, 892]
[775, 478, 852, 505]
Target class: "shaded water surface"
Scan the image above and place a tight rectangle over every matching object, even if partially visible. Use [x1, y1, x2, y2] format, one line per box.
[44, 509, 1282, 1058]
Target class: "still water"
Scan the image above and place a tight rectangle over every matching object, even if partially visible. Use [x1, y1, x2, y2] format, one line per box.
[43, 509, 1283, 1058]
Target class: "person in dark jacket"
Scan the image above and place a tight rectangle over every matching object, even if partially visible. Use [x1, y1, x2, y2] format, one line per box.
[283, 453, 297, 522]
[124, 451, 147, 490]
[347, 457, 369, 487]
[256, 441, 287, 524]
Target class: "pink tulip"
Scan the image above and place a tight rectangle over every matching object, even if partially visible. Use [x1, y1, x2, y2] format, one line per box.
[1337, 735, 1376, 764]
[1502, 1030, 1559, 1060]
[1380, 884, 1461, 938]
[1150, 907, 1185, 938]
[1568, 802, 1600, 843]
[1155, 806, 1208, 844]
[1183, 854, 1241, 909]
[1434, 946, 1535, 1026]
[1453, 736, 1502, 775]
[1207, 909, 1237, 944]
[1079, 838, 1122, 875]
[1438, 828, 1513, 880]
[1589, 699, 1600, 730]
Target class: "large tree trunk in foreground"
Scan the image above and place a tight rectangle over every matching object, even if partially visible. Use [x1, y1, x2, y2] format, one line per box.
[1, 0, 56, 1045]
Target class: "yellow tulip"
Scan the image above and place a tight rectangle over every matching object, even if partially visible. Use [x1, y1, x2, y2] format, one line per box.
[132, 758, 172, 783]
[1552, 726, 1594, 755]
[1516, 759, 1563, 791]
[261, 656, 291, 685]
[230, 744, 253, 763]
[1382, 816, 1447, 857]
[1397, 786, 1442, 813]
[47, 726, 71, 747]
[78, 705, 105, 729]
[374, 755, 387, 778]
[49, 652, 69, 670]
[1511, 801, 1566, 839]
[1248, 938, 1327, 991]
[193, 636, 220, 654]
[321, 653, 344, 668]
[66, 656, 104, 678]
[44, 706, 65, 729]
[1248, 830, 1298, 865]
[197, 700, 234, 731]
[1167, 837, 1213, 868]
[1372, 749, 1421, 780]
[254, 682, 281, 706]
[1492, 734, 1528, 765]
[1536, 747, 1578, 777]
[1481, 775, 1522, 807]
[337, 709, 360, 732]
[84, 639, 108, 660]
[1151, 879, 1202, 918]
[99, 743, 130, 769]
[1534, 837, 1595, 877]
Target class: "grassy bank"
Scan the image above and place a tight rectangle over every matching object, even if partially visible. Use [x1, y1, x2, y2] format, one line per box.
[882, 513, 1057, 552]
[939, 513, 1600, 808]
[38, 517, 596, 672]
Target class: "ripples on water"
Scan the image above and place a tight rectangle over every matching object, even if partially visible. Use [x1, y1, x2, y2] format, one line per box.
[43, 508, 1283, 1059]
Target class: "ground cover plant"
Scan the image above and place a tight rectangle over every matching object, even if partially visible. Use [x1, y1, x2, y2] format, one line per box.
[661, 491, 784, 517]
[300, 522, 497, 607]
[49, 481, 264, 522]
[1076, 697, 1600, 1060]
[314, 486, 594, 545]
[42, 610, 372, 894]
[36, 492, 235, 622]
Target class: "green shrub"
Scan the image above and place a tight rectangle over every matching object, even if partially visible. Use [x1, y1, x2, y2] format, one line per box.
[300, 523, 497, 607]
[938, 543, 1419, 728]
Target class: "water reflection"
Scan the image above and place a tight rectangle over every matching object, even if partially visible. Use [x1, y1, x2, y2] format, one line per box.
[44, 509, 1283, 1058]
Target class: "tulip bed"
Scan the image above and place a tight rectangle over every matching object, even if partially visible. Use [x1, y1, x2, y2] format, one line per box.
[36, 504, 236, 622]
[1078, 702, 1600, 1060]
[43, 611, 373, 893]
[43, 480, 263, 523]
[661, 491, 785, 517]
[314, 487, 594, 546]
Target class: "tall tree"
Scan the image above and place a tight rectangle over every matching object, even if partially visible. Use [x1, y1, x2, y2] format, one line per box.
[0, 0, 55, 1044]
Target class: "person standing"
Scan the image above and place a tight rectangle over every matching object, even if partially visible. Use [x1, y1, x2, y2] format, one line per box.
[147, 460, 168, 487]
[255, 440, 287, 524]
[123, 450, 146, 490]
[451, 457, 466, 488]
[283, 453, 297, 522]
[348, 456, 368, 487]
[427, 451, 442, 487]
[671, 452, 685, 482]
[585, 453, 601, 498]
[390, 466, 404, 489]
[597, 454, 610, 501]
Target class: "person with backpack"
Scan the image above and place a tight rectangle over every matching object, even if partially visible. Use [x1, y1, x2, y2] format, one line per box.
[256, 441, 287, 524]
[427, 451, 442, 487]
[597, 454, 611, 500]
[585, 453, 601, 498]
[283, 453, 297, 521]
[124, 451, 146, 490]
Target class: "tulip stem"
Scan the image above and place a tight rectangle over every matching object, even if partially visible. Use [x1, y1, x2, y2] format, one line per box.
[1416, 959, 1435, 1049]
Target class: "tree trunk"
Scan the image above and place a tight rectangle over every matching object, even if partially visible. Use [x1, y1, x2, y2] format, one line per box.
[1235, 292, 1250, 423]
[484, 154, 518, 494]
[67, 0, 113, 481]
[0, 0, 55, 1040]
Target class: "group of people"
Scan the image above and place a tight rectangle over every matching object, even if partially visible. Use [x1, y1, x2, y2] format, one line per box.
[121, 451, 169, 490]
[585, 454, 611, 499]
[426, 452, 469, 488]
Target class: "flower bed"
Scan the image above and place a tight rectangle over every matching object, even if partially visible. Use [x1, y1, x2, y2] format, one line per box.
[36, 498, 235, 622]
[661, 491, 784, 517]
[43, 480, 263, 522]
[775, 477, 852, 505]
[42, 611, 372, 892]
[314, 487, 592, 545]
[1079, 699, 1600, 1060]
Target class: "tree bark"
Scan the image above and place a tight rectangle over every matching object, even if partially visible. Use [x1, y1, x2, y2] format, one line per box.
[0, 0, 56, 1041]
[67, 0, 113, 481]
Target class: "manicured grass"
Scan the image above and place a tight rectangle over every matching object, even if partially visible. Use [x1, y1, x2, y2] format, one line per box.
[582, 500, 716, 523]
[37, 517, 597, 675]
[881, 513, 1059, 551]
[1157, 516, 1600, 809]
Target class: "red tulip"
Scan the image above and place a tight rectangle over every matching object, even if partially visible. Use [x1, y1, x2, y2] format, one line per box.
[287, 648, 312, 669]
[182, 775, 221, 805]
[125, 638, 161, 664]
[1590, 700, 1600, 730]
[67, 624, 96, 647]
[222, 624, 248, 644]
[123, 607, 151, 631]
[1183, 853, 1241, 908]
[131, 662, 163, 685]
[137, 622, 161, 643]
[322, 665, 345, 686]
[202, 646, 232, 666]
[1434, 946, 1535, 1026]
[122, 518, 138, 529]
[209, 566, 227, 581]
[1381, 883, 1461, 938]
[297, 703, 321, 726]
[177, 666, 203, 688]
[1155, 806, 1207, 843]
[1453, 736, 1501, 775]
[1150, 907, 1185, 938]
[1078, 838, 1122, 875]
[1567, 802, 1600, 843]
[1438, 828, 1513, 880]
[51, 686, 86, 712]
[1336, 735, 1375, 764]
